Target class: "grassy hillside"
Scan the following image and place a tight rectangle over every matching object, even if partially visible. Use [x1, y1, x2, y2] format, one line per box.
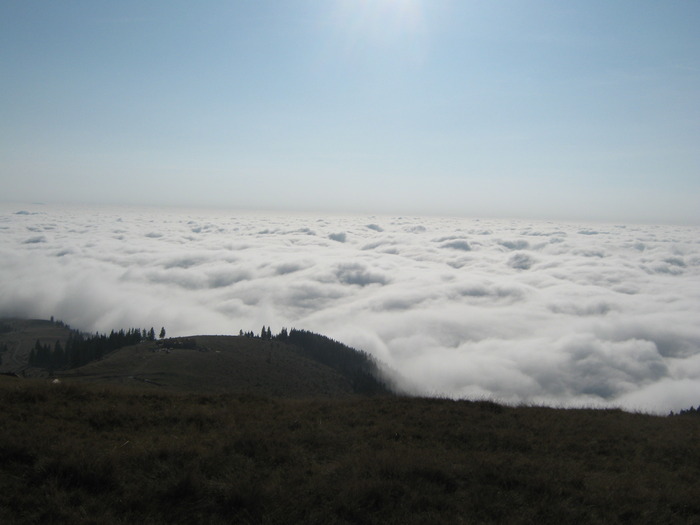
[0, 318, 73, 373]
[60, 335, 357, 397]
[1, 377, 699, 524]
[0, 319, 392, 398]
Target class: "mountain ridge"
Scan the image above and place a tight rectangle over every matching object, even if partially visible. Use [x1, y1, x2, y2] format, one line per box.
[0, 319, 394, 398]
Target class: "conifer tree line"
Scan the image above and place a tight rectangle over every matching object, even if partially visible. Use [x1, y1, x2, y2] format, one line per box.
[239, 326, 274, 339]
[671, 405, 700, 417]
[239, 326, 390, 395]
[29, 324, 167, 371]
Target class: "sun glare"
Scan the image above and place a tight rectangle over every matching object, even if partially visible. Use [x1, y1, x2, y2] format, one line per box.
[334, 0, 425, 46]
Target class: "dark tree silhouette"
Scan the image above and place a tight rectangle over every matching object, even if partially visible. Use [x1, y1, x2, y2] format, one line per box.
[277, 329, 391, 395]
[30, 326, 149, 371]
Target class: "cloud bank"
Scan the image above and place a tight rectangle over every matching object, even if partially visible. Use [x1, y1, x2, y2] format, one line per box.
[1, 204, 699, 413]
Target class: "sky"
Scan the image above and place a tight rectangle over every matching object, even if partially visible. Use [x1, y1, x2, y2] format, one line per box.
[1, 1, 699, 223]
[2, 204, 699, 413]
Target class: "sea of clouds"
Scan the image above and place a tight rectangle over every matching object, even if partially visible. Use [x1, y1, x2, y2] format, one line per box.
[1, 203, 699, 413]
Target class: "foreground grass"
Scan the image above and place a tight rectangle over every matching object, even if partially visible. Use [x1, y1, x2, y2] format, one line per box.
[1, 378, 699, 524]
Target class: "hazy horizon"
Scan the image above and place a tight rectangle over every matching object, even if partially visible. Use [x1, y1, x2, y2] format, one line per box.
[3, 199, 698, 228]
[2, 1, 699, 224]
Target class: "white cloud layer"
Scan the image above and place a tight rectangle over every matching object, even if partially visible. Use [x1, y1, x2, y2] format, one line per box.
[2, 204, 699, 413]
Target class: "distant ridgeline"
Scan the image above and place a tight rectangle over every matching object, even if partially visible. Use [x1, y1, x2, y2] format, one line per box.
[29, 323, 164, 371]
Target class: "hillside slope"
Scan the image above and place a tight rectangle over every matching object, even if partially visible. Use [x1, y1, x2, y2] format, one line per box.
[60, 336, 360, 397]
[1, 319, 393, 397]
[0, 318, 73, 374]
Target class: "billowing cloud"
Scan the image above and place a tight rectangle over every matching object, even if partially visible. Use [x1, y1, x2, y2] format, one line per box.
[441, 240, 471, 251]
[23, 235, 47, 244]
[1, 203, 699, 413]
[334, 263, 389, 287]
[508, 252, 535, 270]
[499, 239, 530, 251]
[328, 232, 347, 243]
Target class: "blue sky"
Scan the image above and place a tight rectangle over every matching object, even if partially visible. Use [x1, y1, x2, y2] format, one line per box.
[2, 1, 699, 223]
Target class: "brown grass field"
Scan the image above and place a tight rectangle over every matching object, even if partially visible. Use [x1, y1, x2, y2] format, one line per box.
[1, 376, 699, 524]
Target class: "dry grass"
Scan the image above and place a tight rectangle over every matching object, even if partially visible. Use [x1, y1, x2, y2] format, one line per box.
[1, 377, 699, 524]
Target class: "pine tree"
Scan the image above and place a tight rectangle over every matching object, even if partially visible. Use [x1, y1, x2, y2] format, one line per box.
[159, 327, 166, 339]
[53, 340, 64, 369]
